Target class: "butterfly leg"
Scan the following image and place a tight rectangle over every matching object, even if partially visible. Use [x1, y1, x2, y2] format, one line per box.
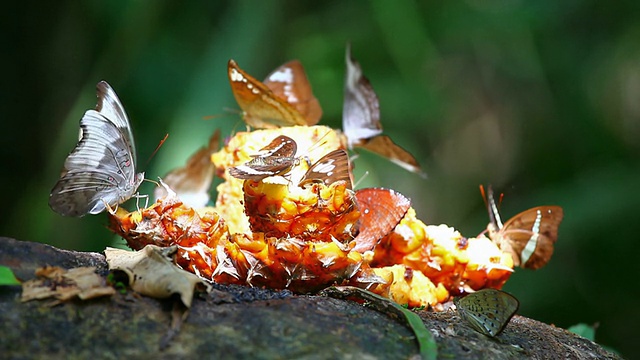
[103, 199, 118, 215]
[134, 193, 149, 212]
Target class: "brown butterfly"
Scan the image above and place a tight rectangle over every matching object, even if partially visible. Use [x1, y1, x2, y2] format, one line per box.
[228, 135, 298, 181]
[153, 130, 220, 208]
[481, 185, 564, 270]
[299, 149, 352, 189]
[350, 188, 411, 253]
[228, 59, 322, 129]
[342, 44, 425, 177]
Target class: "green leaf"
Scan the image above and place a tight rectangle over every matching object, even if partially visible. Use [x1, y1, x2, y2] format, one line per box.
[0, 266, 20, 285]
[320, 286, 438, 360]
[567, 323, 621, 355]
[567, 323, 596, 341]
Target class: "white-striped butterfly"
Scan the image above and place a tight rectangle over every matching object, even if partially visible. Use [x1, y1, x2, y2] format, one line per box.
[342, 44, 425, 177]
[298, 149, 352, 189]
[455, 288, 519, 337]
[228, 135, 298, 181]
[228, 59, 322, 129]
[49, 81, 144, 217]
[481, 185, 564, 269]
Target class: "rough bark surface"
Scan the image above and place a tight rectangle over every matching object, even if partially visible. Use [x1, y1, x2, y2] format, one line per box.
[0, 237, 620, 359]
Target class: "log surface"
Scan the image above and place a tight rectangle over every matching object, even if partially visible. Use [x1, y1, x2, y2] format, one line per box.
[0, 237, 620, 359]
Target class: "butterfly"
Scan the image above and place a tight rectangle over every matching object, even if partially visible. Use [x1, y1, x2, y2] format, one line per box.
[350, 188, 411, 253]
[153, 130, 220, 208]
[228, 59, 322, 129]
[342, 44, 425, 177]
[49, 81, 144, 217]
[454, 288, 519, 337]
[481, 185, 564, 270]
[298, 149, 352, 189]
[228, 135, 299, 181]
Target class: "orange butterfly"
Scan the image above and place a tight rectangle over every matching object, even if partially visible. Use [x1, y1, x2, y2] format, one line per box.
[350, 188, 411, 253]
[342, 44, 425, 177]
[228, 59, 322, 129]
[481, 185, 564, 269]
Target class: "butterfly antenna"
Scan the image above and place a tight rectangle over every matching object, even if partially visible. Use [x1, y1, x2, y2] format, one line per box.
[479, 185, 488, 206]
[145, 133, 169, 167]
[142, 178, 160, 187]
[297, 129, 334, 161]
[353, 170, 369, 189]
[220, 106, 253, 132]
[348, 150, 360, 163]
[203, 108, 238, 121]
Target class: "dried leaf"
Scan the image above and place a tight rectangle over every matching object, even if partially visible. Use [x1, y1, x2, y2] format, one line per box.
[104, 245, 208, 308]
[21, 266, 115, 304]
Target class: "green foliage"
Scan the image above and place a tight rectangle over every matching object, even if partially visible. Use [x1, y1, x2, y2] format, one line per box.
[106, 272, 128, 294]
[567, 323, 620, 356]
[0, 266, 20, 286]
[568, 323, 597, 341]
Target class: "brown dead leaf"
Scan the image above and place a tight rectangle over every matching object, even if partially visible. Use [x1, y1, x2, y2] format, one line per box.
[104, 245, 208, 308]
[21, 266, 115, 304]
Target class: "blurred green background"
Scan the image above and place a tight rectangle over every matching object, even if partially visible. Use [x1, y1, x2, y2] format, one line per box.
[2, 1, 637, 356]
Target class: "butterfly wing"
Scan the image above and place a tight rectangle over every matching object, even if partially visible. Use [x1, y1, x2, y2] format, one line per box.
[342, 43, 383, 147]
[96, 81, 137, 165]
[359, 135, 424, 177]
[299, 150, 352, 189]
[49, 110, 143, 216]
[455, 288, 519, 337]
[154, 130, 220, 207]
[228, 59, 308, 128]
[351, 188, 411, 253]
[342, 45, 424, 176]
[499, 206, 564, 269]
[228, 135, 298, 180]
[263, 60, 322, 126]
